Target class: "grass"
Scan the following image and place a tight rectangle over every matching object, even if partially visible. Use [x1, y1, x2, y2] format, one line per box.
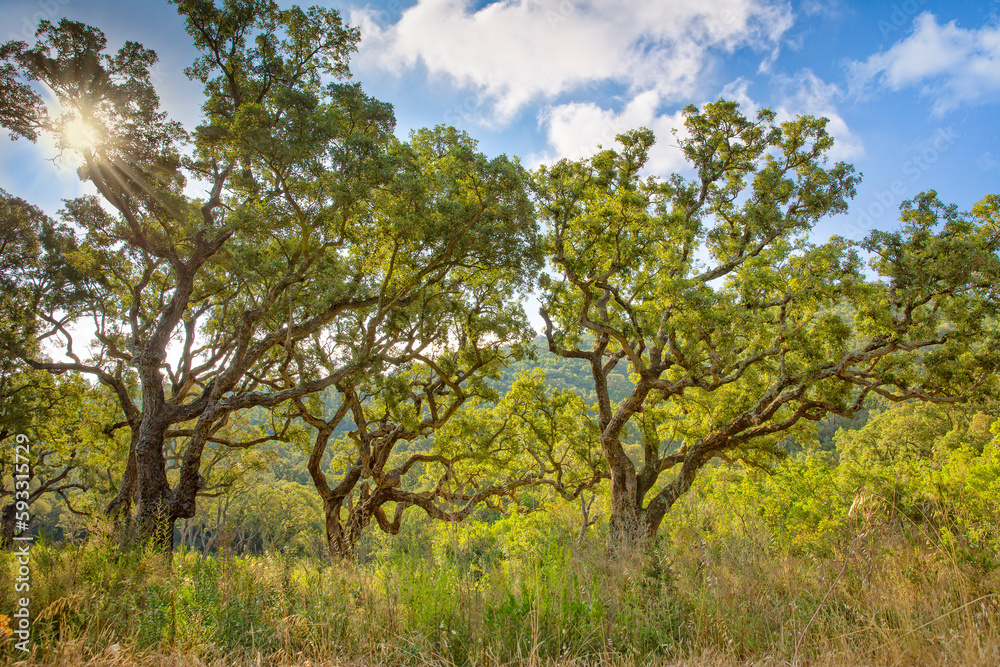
[1, 512, 998, 667]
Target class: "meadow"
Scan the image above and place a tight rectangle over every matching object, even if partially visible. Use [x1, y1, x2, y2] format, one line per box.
[4, 443, 999, 667]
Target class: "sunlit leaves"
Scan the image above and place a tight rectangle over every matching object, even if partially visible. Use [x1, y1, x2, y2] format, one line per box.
[1, 19, 186, 219]
[534, 97, 1000, 537]
[0, 1, 542, 547]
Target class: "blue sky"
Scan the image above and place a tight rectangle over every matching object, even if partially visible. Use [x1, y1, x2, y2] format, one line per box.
[2, 0, 999, 244]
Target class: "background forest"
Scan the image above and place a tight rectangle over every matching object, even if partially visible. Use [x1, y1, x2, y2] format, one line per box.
[1, 1, 999, 666]
[12, 340, 1000, 571]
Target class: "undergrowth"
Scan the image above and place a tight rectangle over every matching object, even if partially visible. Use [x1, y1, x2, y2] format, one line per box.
[1, 518, 997, 666]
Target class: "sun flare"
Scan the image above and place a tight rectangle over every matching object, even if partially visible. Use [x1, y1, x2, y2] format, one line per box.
[65, 117, 100, 151]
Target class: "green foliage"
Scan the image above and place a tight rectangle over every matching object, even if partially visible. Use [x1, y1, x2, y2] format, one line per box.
[534, 95, 1000, 537]
[1, 0, 543, 549]
[836, 401, 1000, 567]
[661, 399, 1000, 569]
[0, 368, 124, 545]
[2, 10, 1000, 667]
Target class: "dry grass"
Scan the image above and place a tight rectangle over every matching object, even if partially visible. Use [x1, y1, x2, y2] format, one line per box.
[2, 516, 998, 667]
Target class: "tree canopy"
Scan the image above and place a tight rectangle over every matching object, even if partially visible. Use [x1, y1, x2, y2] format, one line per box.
[1, 1, 999, 560]
[0, 1, 539, 549]
[534, 104, 1000, 540]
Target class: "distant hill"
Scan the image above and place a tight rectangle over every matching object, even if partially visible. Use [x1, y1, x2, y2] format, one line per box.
[495, 336, 633, 405]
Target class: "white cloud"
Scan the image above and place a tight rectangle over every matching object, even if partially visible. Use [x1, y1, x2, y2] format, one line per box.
[978, 152, 1000, 172]
[530, 70, 860, 174]
[528, 90, 690, 173]
[352, 0, 794, 122]
[849, 12, 1000, 115]
[799, 0, 843, 19]
[775, 70, 863, 161]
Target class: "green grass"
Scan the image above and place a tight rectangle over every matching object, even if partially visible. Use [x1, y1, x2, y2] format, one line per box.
[2, 514, 998, 666]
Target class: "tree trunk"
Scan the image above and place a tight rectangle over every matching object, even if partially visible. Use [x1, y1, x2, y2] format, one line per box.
[595, 373, 653, 551]
[606, 458, 705, 547]
[324, 489, 387, 561]
[641, 454, 706, 540]
[106, 435, 138, 544]
[0, 503, 15, 550]
[133, 419, 174, 551]
[607, 486, 645, 550]
[324, 496, 353, 561]
[604, 432, 646, 549]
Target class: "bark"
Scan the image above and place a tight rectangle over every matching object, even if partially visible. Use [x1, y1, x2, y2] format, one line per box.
[106, 435, 138, 540]
[133, 417, 174, 550]
[324, 496, 365, 562]
[607, 466, 644, 547]
[0, 503, 15, 550]
[643, 453, 705, 538]
[301, 401, 359, 561]
[323, 487, 395, 561]
[130, 298, 187, 550]
[323, 496, 349, 561]
[598, 371, 653, 546]
[577, 494, 597, 544]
